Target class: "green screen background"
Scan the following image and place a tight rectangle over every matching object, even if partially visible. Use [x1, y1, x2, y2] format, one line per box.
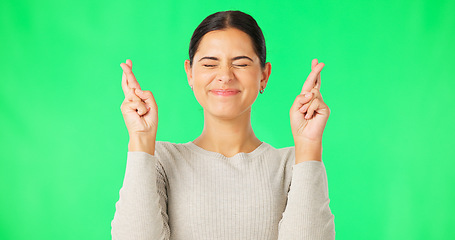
[1, 0, 454, 239]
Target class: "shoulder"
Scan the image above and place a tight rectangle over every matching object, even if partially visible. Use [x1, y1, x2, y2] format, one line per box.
[260, 143, 295, 187]
[154, 141, 190, 159]
[155, 141, 185, 152]
[263, 142, 295, 160]
[261, 142, 295, 170]
[152, 141, 191, 177]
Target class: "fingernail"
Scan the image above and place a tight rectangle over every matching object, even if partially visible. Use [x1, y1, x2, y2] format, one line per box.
[305, 93, 312, 97]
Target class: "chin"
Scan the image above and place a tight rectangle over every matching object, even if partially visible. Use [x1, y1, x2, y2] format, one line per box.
[210, 109, 239, 119]
[205, 105, 251, 120]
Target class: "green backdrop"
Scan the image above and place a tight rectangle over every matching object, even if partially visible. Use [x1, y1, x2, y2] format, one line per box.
[1, 0, 454, 239]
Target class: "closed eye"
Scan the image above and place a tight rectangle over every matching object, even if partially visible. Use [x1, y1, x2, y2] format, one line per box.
[203, 64, 248, 67]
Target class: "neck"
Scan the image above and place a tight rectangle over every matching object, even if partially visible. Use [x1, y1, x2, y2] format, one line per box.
[193, 109, 262, 158]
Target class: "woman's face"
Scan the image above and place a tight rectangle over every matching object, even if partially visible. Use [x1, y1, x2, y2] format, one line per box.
[184, 27, 271, 120]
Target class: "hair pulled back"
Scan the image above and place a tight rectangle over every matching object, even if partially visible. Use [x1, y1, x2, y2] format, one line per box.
[188, 10, 266, 69]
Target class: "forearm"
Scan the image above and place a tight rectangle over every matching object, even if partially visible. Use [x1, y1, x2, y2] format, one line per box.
[128, 133, 156, 156]
[277, 160, 335, 239]
[111, 151, 167, 239]
[294, 140, 322, 164]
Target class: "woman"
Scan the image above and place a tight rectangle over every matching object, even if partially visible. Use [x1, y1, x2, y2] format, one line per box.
[111, 10, 335, 240]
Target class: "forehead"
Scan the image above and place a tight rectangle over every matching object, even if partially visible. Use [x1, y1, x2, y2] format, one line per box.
[196, 28, 256, 57]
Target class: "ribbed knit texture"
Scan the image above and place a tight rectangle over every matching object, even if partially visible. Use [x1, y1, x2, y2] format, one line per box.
[111, 141, 335, 240]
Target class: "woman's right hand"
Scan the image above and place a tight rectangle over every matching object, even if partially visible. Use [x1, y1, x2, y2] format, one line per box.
[120, 59, 158, 139]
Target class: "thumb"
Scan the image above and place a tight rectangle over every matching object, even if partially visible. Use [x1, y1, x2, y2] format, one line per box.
[134, 88, 152, 110]
[290, 92, 312, 113]
[135, 88, 144, 98]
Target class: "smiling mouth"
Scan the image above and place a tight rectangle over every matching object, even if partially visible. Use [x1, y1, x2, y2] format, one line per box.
[210, 90, 240, 96]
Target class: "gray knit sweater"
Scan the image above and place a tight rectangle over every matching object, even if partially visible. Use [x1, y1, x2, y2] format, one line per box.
[111, 141, 335, 240]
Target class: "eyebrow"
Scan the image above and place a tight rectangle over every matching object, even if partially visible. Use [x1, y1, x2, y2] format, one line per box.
[198, 56, 254, 62]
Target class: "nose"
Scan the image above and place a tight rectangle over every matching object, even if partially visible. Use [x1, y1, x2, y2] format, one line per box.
[216, 65, 234, 84]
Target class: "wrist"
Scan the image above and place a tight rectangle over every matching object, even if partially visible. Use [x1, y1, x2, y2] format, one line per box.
[294, 140, 322, 163]
[128, 133, 156, 156]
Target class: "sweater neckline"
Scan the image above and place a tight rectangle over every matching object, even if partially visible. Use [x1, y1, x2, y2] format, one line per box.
[184, 141, 270, 160]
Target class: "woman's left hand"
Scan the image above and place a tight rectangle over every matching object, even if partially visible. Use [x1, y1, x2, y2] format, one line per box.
[290, 59, 330, 143]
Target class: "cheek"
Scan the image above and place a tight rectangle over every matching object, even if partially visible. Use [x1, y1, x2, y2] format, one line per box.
[193, 70, 215, 86]
[239, 71, 261, 87]
[191, 70, 211, 105]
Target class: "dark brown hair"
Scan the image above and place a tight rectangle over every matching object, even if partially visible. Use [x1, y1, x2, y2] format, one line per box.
[188, 10, 266, 69]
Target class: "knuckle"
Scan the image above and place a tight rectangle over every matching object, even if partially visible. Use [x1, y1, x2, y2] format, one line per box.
[123, 101, 133, 109]
[311, 88, 320, 94]
[138, 102, 147, 110]
[120, 102, 130, 112]
[297, 94, 308, 100]
[128, 92, 140, 101]
[124, 67, 132, 73]
[127, 101, 137, 107]
[133, 101, 141, 107]
[126, 90, 133, 98]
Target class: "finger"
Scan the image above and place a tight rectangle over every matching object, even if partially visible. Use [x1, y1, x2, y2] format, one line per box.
[301, 62, 325, 94]
[310, 87, 323, 100]
[299, 88, 323, 113]
[305, 98, 321, 119]
[123, 100, 149, 116]
[126, 59, 132, 69]
[315, 75, 321, 90]
[290, 92, 313, 113]
[120, 63, 142, 91]
[311, 59, 318, 69]
[311, 59, 321, 90]
[299, 100, 312, 113]
[121, 62, 130, 95]
[135, 89, 158, 109]
[315, 68, 321, 91]
[121, 59, 133, 96]
[122, 70, 129, 96]
[127, 88, 143, 102]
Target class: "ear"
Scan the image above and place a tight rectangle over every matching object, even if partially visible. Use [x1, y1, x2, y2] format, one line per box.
[184, 59, 193, 87]
[260, 62, 271, 89]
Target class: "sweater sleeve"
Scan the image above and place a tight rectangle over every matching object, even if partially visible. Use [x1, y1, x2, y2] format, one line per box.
[277, 161, 335, 240]
[111, 151, 170, 240]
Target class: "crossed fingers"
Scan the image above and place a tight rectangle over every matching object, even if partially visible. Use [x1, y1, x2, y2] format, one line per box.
[297, 59, 325, 119]
[299, 88, 324, 119]
[301, 59, 324, 94]
[120, 59, 142, 97]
